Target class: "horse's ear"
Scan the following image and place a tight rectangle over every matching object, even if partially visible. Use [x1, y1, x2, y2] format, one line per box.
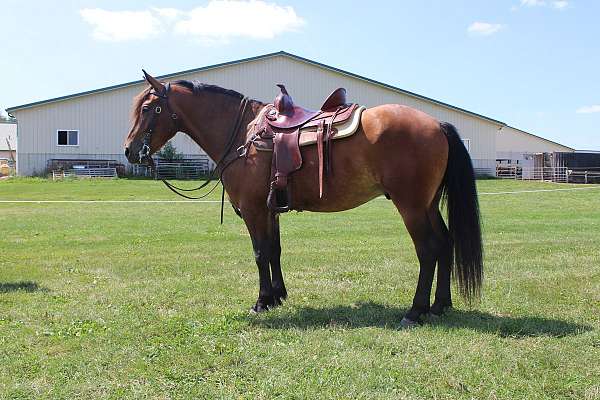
[142, 69, 164, 93]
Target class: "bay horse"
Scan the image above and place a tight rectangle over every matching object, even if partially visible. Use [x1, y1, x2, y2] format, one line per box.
[123, 71, 483, 327]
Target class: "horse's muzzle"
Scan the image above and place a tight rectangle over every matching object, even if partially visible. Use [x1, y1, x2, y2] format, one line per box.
[124, 144, 142, 164]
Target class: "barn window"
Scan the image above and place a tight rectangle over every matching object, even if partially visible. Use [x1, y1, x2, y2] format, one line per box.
[57, 130, 79, 146]
[462, 139, 471, 153]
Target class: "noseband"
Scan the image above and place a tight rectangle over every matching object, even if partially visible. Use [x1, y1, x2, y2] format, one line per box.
[139, 82, 179, 163]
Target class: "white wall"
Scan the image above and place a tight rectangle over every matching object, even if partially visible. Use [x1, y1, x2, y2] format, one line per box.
[497, 126, 573, 162]
[11, 54, 501, 175]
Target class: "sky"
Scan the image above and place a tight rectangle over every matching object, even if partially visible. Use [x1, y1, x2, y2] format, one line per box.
[1, 0, 599, 149]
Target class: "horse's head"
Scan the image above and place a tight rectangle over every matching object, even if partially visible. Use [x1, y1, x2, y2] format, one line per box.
[124, 70, 180, 164]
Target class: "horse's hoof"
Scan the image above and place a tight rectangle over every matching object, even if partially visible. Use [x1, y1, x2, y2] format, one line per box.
[273, 289, 287, 303]
[430, 303, 452, 317]
[400, 317, 419, 329]
[250, 304, 270, 314]
[427, 312, 440, 320]
[279, 290, 288, 300]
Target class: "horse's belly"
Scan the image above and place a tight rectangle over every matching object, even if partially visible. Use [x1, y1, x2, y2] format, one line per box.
[295, 189, 382, 212]
[290, 142, 382, 212]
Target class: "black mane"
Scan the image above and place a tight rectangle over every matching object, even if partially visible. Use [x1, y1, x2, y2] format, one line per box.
[172, 80, 244, 99]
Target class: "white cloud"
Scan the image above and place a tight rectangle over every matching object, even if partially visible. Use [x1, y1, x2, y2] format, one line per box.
[576, 105, 600, 114]
[151, 8, 182, 21]
[80, 1, 304, 43]
[517, 0, 569, 9]
[521, 0, 546, 6]
[468, 22, 503, 36]
[80, 9, 163, 41]
[552, 1, 569, 9]
[174, 1, 304, 42]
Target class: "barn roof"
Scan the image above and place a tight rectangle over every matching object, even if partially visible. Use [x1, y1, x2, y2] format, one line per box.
[6, 51, 505, 125]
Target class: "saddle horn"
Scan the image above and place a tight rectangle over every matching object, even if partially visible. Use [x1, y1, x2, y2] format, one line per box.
[274, 84, 293, 116]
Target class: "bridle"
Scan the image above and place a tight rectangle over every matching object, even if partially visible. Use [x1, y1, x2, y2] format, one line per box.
[139, 82, 179, 164]
[137, 82, 250, 222]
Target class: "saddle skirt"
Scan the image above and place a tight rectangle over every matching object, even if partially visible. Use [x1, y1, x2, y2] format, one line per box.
[250, 104, 365, 152]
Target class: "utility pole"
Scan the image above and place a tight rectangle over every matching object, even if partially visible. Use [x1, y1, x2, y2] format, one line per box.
[6, 135, 15, 164]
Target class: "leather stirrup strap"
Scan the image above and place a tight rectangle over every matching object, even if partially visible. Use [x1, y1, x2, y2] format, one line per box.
[325, 106, 342, 176]
[317, 120, 325, 198]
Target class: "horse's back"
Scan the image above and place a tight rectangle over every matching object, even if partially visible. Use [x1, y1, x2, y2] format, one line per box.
[362, 104, 445, 146]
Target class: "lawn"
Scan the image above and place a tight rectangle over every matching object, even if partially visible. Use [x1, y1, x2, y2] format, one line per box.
[0, 178, 599, 399]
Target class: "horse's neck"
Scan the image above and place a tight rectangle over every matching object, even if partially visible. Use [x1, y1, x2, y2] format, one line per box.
[181, 96, 262, 163]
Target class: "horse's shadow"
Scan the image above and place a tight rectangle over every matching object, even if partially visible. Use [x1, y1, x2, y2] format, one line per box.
[251, 302, 592, 338]
[0, 281, 48, 293]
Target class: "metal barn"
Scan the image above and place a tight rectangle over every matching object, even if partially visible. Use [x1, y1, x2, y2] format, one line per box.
[6, 51, 544, 177]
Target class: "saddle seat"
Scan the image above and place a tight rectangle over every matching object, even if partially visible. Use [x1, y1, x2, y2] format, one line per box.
[250, 84, 361, 213]
[267, 85, 349, 129]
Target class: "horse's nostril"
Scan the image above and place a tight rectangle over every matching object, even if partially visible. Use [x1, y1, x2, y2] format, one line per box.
[124, 147, 130, 157]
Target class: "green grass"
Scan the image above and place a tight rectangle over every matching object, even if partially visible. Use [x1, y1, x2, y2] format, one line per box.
[1, 178, 599, 399]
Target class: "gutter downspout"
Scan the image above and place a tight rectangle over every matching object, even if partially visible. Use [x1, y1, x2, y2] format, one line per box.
[7, 112, 18, 175]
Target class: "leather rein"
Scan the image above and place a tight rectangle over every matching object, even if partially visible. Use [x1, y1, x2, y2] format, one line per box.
[140, 83, 250, 223]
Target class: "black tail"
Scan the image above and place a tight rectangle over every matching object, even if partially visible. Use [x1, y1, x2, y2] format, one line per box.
[439, 122, 483, 303]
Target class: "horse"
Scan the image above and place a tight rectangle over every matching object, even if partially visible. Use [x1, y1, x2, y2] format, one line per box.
[123, 71, 483, 327]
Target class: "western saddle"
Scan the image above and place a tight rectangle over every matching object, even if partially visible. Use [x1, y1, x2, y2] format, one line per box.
[249, 84, 359, 213]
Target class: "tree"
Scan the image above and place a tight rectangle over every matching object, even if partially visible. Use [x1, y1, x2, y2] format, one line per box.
[0, 112, 16, 123]
[156, 141, 183, 160]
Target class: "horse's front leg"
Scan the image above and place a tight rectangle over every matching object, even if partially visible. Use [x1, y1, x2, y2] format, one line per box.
[244, 209, 276, 313]
[270, 213, 287, 306]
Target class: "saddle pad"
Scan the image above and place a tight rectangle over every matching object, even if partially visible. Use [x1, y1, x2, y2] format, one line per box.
[254, 106, 366, 152]
[298, 106, 365, 146]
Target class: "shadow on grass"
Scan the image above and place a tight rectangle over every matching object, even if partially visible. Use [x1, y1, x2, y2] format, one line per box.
[252, 302, 591, 338]
[0, 281, 48, 293]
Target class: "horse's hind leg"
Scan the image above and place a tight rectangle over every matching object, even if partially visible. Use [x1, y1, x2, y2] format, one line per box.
[270, 213, 287, 305]
[395, 206, 443, 326]
[429, 209, 453, 316]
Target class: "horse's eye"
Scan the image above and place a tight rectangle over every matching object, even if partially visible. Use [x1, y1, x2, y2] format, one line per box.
[142, 106, 150, 113]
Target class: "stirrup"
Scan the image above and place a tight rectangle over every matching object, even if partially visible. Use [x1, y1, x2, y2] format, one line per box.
[267, 187, 291, 213]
